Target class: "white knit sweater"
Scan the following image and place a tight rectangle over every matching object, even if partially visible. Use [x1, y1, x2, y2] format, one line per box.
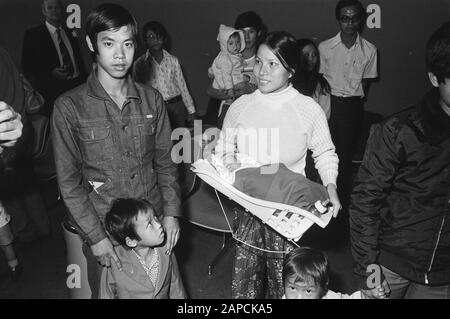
[214, 85, 338, 186]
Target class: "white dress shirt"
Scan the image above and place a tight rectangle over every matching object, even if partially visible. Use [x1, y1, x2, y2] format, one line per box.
[319, 33, 377, 97]
[45, 21, 79, 78]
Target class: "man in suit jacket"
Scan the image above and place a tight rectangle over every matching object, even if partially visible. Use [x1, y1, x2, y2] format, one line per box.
[22, 0, 85, 116]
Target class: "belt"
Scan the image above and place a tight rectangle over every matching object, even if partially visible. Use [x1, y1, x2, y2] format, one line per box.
[165, 95, 182, 105]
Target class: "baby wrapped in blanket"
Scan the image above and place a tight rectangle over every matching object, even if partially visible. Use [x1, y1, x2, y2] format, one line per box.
[209, 153, 329, 216]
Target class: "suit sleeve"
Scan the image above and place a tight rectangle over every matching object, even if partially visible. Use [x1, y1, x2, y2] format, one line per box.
[349, 121, 402, 288]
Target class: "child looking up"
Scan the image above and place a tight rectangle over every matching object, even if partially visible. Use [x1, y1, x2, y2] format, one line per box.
[100, 198, 186, 299]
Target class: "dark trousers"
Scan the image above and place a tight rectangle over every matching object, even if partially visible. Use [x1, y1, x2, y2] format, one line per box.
[202, 98, 221, 127]
[165, 96, 187, 130]
[329, 95, 364, 208]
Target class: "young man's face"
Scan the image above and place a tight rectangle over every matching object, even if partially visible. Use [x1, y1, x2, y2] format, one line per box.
[227, 35, 241, 55]
[132, 210, 165, 248]
[429, 73, 450, 115]
[89, 25, 135, 80]
[338, 5, 362, 37]
[284, 276, 322, 299]
[145, 30, 164, 52]
[437, 78, 450, 114]
[241, 27, 259, 52]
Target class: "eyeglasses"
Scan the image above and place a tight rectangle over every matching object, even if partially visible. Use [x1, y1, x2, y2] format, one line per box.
[339, 15, 361, 24]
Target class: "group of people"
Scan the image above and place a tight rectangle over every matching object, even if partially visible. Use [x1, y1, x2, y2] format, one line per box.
[0, 0, 448, 300]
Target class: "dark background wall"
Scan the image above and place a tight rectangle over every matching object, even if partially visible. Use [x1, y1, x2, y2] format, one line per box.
[1, 0, 449, 117]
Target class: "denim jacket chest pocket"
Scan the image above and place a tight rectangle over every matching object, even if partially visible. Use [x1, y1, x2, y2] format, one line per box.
[136, 119, 156, 159]
[77, 125, 114, 165]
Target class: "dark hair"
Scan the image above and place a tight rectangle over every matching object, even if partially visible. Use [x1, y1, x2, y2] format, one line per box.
[295, 38, 330, 97]
[234, 11, 264, 33]
[85, 3, 138, 54]
[426, 21, 450, 84]
[142, 20, 169, 47]
[335, 0, 366, 22]
[260, 32, 301, 81]
[105, 198, 155, 247]
[283, 247, 329, 298]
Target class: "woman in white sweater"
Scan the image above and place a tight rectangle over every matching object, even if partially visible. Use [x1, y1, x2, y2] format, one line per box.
[214, 32, 341, 299]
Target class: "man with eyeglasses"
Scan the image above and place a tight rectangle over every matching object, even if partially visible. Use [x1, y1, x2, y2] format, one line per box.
[318, 0, 378, 209]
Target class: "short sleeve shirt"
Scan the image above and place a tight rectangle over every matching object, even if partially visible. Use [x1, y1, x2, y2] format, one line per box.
[319, 33, 377, 97]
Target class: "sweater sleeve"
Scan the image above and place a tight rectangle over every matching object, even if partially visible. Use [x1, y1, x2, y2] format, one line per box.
[213, 96, 247, 165]
[306, 101, 339, 186]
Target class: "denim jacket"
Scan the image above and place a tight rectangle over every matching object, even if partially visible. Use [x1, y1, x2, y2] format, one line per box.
[51, 72, 180, 245]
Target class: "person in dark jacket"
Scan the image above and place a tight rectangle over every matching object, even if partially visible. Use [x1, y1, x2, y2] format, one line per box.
[51, 4, 181, 298]
[22, 0, 85, 116]
[349, 21, 450, 299]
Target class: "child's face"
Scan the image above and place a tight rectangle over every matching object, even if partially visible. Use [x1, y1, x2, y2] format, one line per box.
[301, 44, 318, 71]
[133, 210, 165, 248]
[90, 25, 135, 80]
[284, 276, 322, 299]
[227, 35, 241, 55]
[145, 30, 164, 52]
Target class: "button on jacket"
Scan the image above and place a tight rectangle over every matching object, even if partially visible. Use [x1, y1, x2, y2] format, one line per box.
[51, 72, 181, 245]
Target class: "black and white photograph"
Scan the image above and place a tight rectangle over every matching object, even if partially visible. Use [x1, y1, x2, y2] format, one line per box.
[0, 0, 449, 302]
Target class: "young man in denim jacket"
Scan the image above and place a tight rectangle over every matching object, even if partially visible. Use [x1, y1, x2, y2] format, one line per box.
[51, 4, 181, 298]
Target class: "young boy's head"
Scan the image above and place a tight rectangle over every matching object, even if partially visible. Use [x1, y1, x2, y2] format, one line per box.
[105, 198, 165, 249]
[426, 21, 450, 112]
[227, 32, 242, 55]
[143, 21, 168, 52]
[283, 247, 329, 299]
[85, 3, 138, 78]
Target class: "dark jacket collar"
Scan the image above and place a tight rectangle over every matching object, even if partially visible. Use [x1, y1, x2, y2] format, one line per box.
[86, 67, 141, 103]
[419, 88, 450, 145]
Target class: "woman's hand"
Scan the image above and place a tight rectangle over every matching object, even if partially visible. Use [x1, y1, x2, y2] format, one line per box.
[326, 183, 341, 217]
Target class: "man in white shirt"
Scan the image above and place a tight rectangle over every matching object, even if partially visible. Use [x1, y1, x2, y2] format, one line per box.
[22, 0, 85, 116]
[318, 0, 378, 207]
